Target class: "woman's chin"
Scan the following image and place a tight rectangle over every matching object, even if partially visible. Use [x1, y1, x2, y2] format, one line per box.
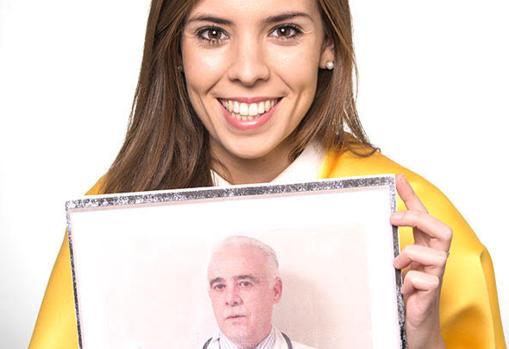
[219, 143, 283, 163]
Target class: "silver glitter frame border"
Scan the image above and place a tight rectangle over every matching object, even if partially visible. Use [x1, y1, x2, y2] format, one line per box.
[66, 174, 407, 349]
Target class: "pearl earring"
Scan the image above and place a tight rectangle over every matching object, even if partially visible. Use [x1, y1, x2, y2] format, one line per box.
[325, 61, 335, 70]
[177, 64, 183, 72]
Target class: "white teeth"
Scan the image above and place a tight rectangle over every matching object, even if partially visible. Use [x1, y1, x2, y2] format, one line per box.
[258, 102, 265, 114]
[248, 103, 258, 116]
[221, 98, 279, 120]
[239, 103, 249, 116]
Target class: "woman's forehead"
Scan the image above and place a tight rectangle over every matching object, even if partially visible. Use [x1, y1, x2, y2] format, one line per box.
[187, 0, 321, 22]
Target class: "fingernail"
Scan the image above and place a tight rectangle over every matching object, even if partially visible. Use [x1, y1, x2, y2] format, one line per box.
[393, 258, 401, 269]
[392, 212, 404, 220]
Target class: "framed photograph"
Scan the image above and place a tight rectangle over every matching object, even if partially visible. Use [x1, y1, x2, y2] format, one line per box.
[67, 175, 406, 349]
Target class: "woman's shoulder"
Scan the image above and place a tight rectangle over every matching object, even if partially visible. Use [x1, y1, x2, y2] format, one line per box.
[322, 147, 439, 196]
[322, 146, 420, 179]
[85, 176, 107, 195]
[321, 147, 484, 254]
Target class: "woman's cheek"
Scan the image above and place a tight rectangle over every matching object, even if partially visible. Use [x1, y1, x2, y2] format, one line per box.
[184, 49, 228, 90]
[267, 44, 320, 89]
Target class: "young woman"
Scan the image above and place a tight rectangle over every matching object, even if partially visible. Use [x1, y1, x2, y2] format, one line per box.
[29, 0, 505, 348]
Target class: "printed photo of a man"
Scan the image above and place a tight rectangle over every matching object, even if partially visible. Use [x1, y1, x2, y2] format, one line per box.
[203, 236, 316, 349]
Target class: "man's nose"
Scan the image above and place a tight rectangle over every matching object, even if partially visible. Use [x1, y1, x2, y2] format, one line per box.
[224, 285, 243, 306]
[227, 34, 270, 86]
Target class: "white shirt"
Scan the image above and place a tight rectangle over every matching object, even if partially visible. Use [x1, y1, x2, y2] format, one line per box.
[204, 327, 318, 349]
[207, 327, 276, 349]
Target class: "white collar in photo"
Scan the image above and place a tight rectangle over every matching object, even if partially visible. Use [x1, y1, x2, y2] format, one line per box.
[211, 142, 325, 186]
[210, 327, 277, 349]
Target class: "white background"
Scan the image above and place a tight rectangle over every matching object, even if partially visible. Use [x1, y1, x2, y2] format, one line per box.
[0, 0, 507, 348]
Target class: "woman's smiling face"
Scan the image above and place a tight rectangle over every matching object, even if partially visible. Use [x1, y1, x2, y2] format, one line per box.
[181, 0, 333, 180]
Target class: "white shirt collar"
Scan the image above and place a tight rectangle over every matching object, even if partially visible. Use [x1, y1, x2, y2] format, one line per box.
[211, 142, 325, 186]
[211, 327, 277, 349]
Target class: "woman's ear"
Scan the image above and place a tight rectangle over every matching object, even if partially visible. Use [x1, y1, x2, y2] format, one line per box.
[319, 37, 336, 70]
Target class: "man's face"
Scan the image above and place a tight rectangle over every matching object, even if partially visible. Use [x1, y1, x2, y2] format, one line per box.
[207, 244, 282, 347]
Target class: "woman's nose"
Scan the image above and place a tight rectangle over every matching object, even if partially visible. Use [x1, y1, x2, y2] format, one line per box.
[227, 35, 270, 86]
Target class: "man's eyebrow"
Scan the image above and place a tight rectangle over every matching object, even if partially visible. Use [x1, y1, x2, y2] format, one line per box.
[209, 277, 225, 287]
[186, 11, 313, 26]
[234, 275, 259, 283]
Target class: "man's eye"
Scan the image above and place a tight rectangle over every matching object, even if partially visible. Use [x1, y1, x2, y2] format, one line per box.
[196, 27, 229, 44]
[212, 284, 226, 291]
[239, 281, 253, 288]
[270, 24, 303, 39]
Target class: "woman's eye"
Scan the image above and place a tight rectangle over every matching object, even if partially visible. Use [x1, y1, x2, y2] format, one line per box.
[196, 27, 229, 44]
[270, 24, 302, 39]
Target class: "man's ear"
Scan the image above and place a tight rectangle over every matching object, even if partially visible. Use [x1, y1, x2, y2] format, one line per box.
[273, 277, 283, 303]
[319, 37, 336, 70]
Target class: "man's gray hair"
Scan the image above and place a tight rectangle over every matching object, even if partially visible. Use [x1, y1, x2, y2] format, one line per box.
[211, 235, 280, 280]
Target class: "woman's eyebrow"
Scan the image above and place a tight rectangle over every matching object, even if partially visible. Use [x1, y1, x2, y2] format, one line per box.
[187, 14, 231, 25]
[263, 11, 313, 25]
[186, 11, 312, 26]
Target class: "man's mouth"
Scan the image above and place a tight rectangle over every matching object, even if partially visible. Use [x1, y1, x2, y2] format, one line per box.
[218, 98, 281, 121]
[226, 314, 247, 320]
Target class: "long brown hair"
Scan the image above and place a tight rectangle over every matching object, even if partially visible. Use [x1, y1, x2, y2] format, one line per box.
[102, 0, 374, 194]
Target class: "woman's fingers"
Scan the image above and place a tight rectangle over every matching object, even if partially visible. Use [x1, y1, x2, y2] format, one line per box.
[394, 244, 448, 276]
[401, 270, 440, 295]
[394, 175, 449, 348]
[396, 174, 427, 213]
[391, 210, 453, 251]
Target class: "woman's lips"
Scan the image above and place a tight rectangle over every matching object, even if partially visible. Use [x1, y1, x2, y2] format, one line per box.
[218, 98, 281, 131]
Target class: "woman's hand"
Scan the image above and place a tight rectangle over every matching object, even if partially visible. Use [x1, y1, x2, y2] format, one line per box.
[391, 174, 452, 349]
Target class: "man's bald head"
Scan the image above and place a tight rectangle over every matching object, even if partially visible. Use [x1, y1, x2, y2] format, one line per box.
[208, 236, 280, 282]
[207, 236, 282, 347]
